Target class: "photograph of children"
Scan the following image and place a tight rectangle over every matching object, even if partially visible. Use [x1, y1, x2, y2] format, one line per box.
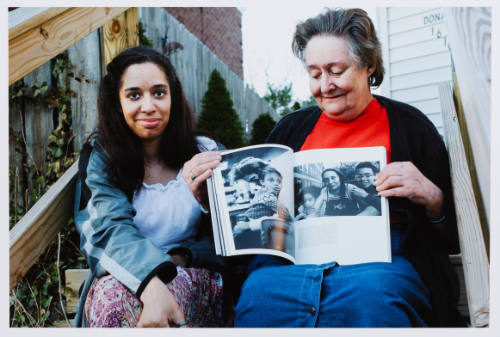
[294, 161, 382, 218]
[219, 147, 294, 253]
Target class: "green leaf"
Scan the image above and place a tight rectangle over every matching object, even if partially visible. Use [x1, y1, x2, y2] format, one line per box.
[35, 175, 45, 184]
[48, 144, 63, 158]
[48, 144, 58, 155]
[54, 147, 64, 158]
[41, 295, 52, 308]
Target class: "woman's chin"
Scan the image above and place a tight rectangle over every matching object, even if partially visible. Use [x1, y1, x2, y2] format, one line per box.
[139, 133, 162, 143]
[322, 105, 362, 122]
[323, 109, 349, 121]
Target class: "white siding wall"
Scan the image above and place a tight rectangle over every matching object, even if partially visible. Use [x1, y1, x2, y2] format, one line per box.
[377, 7, 452, 138]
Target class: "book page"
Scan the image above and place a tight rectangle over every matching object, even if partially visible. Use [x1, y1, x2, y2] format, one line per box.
[206, 176, 222, 255]
[292, 147, 391, 265]
[211, 144, 296, 261]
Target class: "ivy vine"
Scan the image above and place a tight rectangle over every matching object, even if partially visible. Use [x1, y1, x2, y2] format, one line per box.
[9, 51, 86, 327]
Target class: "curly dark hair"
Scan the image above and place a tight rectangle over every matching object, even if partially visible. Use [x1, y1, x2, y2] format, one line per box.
[292, 8, 385, 87]
[96, 45, 199, 198]
[228, 157, 268, 184]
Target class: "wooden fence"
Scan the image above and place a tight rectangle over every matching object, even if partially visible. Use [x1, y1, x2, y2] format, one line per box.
[139, 7, 277, 134]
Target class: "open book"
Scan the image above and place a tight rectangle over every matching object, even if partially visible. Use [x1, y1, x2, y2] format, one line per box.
[206, 144, 391, 265]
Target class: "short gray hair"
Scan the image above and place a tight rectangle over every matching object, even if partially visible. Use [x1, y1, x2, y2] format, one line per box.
[292, 8, 385, 87]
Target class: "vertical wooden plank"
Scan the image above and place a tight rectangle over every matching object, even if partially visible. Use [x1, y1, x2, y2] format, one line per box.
[64, 269, 90, 314]
[23, 62, 53, 176]
[67, 31, 101, 152]
[125, 7, 139, 48]
[445, 8, 490, 226]
[439, 82, 489, 327]
[9, 83, 26, 216]
[102, 8, 139, 70]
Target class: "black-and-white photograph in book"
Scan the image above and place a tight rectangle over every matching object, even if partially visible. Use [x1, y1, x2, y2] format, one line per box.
[218, 147, 294, 254]
[294, 161, 382, 219]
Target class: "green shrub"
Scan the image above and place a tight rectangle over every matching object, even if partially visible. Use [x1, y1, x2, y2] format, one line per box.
[197, 70, 245, 149]
[249, 113, 276, 145]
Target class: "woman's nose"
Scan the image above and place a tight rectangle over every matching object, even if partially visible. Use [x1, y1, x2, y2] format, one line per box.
[320, 73, 335, 93]
[141, 94, 155, 113]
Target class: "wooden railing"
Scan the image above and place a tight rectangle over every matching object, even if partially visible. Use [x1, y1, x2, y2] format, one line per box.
[9, 7, 139, 290]
[10, 162, 78, 289]
[440, 7, 490, 327]
[9, 7, 129, 86]
[439, 80, 489, 327]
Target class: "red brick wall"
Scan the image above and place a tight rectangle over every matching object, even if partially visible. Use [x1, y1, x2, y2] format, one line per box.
[164, 7, 243, 78]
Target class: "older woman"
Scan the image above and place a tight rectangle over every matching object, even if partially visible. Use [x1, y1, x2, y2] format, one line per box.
[234, 8, 463, 327]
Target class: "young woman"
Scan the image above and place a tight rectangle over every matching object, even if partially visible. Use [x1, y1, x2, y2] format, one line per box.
[73, 46, 226, 327]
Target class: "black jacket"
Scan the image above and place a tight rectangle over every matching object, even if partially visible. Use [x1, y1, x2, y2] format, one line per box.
[266, 95, 464, 326]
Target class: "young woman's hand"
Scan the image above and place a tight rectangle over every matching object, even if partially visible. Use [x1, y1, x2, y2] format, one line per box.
[137, 276, 187, 328]
[374, 161, 443, 220]
[182, 151, 222, 209]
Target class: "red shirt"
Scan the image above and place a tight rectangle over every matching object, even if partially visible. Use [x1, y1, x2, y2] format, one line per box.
[300, 98, 391, 163]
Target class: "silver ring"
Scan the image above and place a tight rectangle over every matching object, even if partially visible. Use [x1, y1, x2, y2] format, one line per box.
[191, 175, 196, 181]
[177, 320, 188, 327]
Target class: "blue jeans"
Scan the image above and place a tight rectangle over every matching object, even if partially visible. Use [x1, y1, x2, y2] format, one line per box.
[234, 229, 431, 327]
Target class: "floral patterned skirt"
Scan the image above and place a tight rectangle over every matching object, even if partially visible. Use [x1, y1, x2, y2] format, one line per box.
[85, 266, 225, 327]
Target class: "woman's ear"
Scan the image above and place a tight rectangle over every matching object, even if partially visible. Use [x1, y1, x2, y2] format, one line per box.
[366, 57, 377, 77]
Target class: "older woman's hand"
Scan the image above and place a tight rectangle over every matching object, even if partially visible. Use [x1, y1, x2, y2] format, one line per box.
[182, 151, 222, 209]
[374, 161, 444, 220]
